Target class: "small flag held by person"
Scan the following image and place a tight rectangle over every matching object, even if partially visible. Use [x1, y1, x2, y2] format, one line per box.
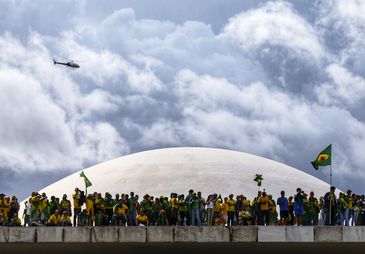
[254, 174, 263, 186]
[80, 171, 92, 188]
[311, 144, 332, 170]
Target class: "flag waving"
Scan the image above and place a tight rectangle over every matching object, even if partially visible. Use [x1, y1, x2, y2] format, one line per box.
[254, 174, 263, 186]
[80, 171, 92, 188]
[311, 144, 332, 170]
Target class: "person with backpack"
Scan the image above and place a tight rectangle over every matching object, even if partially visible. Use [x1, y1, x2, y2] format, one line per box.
[72, 188, 83, 226]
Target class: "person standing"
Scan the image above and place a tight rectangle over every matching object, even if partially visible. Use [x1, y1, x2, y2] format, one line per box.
[294, 188, 306, 226]
[72, 188, 83, 226]
[258, 192, 272, 225]
[206, 195, 214, 226]
[227, 194, 236, 226]
[324, 186, 337, 225]
[277, 191, 289, 225]
[128, 192, 138, 226]
[189, 192, 201, 226]
[308, 192, 320, 225]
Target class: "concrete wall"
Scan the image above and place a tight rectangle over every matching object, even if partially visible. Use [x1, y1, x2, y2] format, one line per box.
[0, 226, 364, 243]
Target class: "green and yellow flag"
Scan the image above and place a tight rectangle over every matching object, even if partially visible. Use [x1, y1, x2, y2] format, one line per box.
[254, 174, 263, 186]
[311, 144, 331, 170]
[80, 171, 92, 188]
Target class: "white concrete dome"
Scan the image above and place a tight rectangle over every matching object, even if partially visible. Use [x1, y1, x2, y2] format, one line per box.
[25, 147, 333, 201]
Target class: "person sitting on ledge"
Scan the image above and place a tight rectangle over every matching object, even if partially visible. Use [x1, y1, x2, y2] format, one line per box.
[77, 209, 89, 226]
[47, 210, 61, 226]
[156, 210, 168, 226]
[136, 211, 149, 226]
[9, 213, 21, 227]
[60, 211, 72, 226]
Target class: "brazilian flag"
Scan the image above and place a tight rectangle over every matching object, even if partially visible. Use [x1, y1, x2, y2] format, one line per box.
[254, 174, 263, 186]
[80, 171, 92, 188]
[311, 144, 331, 170]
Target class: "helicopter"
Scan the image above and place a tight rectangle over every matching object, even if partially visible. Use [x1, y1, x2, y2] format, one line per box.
[53, 58, 80, 69]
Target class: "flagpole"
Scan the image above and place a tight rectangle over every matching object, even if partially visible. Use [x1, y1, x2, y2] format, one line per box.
[330, 143, 333, 186]
[330, 164, 332, 186]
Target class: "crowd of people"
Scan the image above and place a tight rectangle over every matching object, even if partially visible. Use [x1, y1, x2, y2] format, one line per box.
[0, 186, 364, 227]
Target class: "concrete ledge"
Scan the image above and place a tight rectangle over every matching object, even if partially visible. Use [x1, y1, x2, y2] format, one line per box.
[175, 226, 230, 242]
[119, 227, 146, 242]
[258, 226, 286, 242]
[63, 227, 91, 242]
[91, 227, 118, 243]
[314, 226, 342, 242]
[230, 226, 257, 242]
[36, 227, 63, 242]
[343, 227, 365, 242]
[0, 227, 8, 242]
[174, 226, 200, 242]
[286, 226, 314, 242]
[146, 226, 174, 242]
[8, 227, 36, 243]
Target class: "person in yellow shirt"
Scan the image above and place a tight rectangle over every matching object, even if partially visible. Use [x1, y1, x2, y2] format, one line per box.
[39, 193, 50, 224]
[60, 211, 72, 226]
[210, 194, 222, 225]
[85, 194, 94, 226]
[112, 200, 129, 226]
[258, 192, 272, 225]
[227, 194, 236, 226]
[169, 193, 179, 226]
[59, 194, 71, 217]
[72, 188, 84, 226]
[136, 211, 149, 226]
[9, 213, 21, 227]
[3, 197, 10, 223]
[47, 210, 61, 226]
[221, 197, 229, 224]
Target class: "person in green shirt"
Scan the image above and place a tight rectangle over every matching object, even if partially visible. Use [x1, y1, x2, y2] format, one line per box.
[128, 192, 138, 226]
[189, 192, 201, 226]
[308, 192, 320, 225]
[338, 192, 347, 225]
[156, 210, 169, 226]
[151, 197, 162, 226]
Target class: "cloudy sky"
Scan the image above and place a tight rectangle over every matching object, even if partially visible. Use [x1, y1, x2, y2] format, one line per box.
[1, 0, 365, 199]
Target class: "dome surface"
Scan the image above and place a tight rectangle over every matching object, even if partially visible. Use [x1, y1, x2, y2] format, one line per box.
[26, 147, 333, 200]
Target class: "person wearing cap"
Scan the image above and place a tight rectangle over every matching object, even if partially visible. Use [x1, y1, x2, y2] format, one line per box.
[47, 210, 61, 226]
[324, 186, 337, 225]
[60, 211, 72, 226]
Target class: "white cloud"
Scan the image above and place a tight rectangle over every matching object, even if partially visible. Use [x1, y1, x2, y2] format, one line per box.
[224, 1, 324, 60]
[316, 64, 365, 106]
[1, 1, 365, 195]
[0, 34, 130, 173]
